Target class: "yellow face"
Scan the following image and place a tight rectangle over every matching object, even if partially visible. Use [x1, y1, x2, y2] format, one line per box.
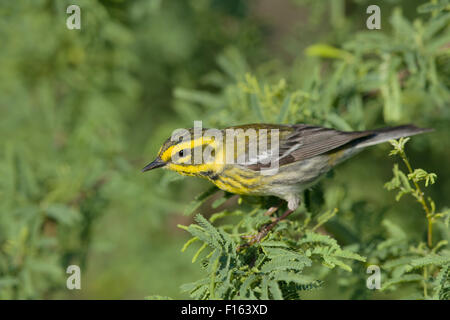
[142, 132, 225, 178]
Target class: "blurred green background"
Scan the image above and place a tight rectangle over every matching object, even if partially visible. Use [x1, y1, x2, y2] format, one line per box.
[0, 0, 448, 299]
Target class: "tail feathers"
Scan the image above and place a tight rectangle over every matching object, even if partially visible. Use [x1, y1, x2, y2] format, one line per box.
[355, 125, 433, 149]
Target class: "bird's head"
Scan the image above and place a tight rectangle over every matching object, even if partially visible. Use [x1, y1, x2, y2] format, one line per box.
[142, 128, 224, 177]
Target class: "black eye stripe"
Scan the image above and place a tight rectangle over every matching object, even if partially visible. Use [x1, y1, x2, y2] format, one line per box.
[175, 144, 214, 160]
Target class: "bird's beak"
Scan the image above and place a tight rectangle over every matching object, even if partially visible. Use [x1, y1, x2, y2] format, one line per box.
[141, 159, 166, 172]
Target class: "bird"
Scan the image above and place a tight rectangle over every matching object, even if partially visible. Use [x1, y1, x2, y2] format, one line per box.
[142, 123, 432, 245]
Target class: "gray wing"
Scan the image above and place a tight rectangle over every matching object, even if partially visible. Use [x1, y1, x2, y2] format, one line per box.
[285, 124, 374, 162]
[245, 124, 374, 170]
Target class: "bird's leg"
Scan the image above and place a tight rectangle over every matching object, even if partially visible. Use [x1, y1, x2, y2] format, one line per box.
[241, 204, 281, 240]
[256, 208, 294, 241]
[237, 208, 294, 251]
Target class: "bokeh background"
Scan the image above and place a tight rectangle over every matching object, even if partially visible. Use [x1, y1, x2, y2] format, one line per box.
[0, 0, 448, 299]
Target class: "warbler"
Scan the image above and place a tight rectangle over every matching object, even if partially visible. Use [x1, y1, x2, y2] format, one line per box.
[142, 123, 431, 215]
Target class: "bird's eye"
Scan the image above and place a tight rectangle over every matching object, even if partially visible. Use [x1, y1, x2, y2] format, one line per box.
[178, 150, 185, 158]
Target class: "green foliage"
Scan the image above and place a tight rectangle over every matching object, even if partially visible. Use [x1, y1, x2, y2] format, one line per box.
[176, 6, 450, 130]
[179, 212, 364, 299]
[1, 0, 449, 300]
[0, 0, 263, 299]
[378, 138, 449, 299]
[173, 2, 449, 300]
